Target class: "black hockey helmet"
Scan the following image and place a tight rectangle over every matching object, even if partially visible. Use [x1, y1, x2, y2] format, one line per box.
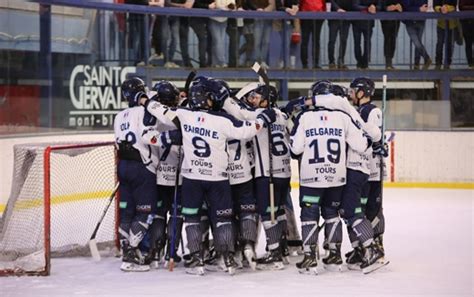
[189, 77, 228, 111]
[121, 77, 146, 107]
[253, 84, 279, 107]
[350, 77, 375, 98]
[309, 80, 333, 96]
[330, 84, 348, 98]
[151, 80, 180, 107]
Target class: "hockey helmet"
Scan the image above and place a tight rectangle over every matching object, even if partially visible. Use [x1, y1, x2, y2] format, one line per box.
[350, 77, 375, 98]
[121, 77, 146, 107]
[151, 80, 180, 107]
[309, 80, 333, 96]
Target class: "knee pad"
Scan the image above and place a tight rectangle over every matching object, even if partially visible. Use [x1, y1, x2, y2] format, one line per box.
[321, 206, 339, 220]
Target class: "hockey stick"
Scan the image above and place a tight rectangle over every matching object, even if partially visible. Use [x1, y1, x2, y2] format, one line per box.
[380, 75, 387, 200]
[89, 183, 119, 261]
[179, 69, 197, 107]
[168, 146, 182, 271]
[252, 62, 275, 224]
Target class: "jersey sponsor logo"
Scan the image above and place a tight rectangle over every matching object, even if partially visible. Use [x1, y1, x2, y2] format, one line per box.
[191, 159, 213, 168]
[301, 177, 316, 184]
[68, 65, 136, 128]
[198, 168, 212, 176]
[315, 167, 336, 174]
[136, 204, 152, 212]
[216, 208, 233, 217]
[227, 163, 244, 171]
[230, 172, 245, 179]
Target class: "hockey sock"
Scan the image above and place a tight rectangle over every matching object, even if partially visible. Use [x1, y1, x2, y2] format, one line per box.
[119, 222, 131, 244]
[184, 222, 202, 254]
[240, 214, 258, 243]
[301, 220, 318, 252]
[277, 212, 288, 239]
[129, 214, 152, 248]
[347, 226, 360, 248]
[283, 205, 302, 242]
[214, 221, 234, 253]
[351, 218, 374, 247]
[324, 217, 342, 250]
[149, 215, 166, 249]
[371, 211, 385, 237]
[262, 220, 282, 251]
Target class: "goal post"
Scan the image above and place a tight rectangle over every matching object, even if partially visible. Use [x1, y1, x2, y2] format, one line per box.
[0, 141, 118, 276]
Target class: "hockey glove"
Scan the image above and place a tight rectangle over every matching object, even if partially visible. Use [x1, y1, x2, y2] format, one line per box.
[372, 141, 388, 157]
[257, 109, 277, 125]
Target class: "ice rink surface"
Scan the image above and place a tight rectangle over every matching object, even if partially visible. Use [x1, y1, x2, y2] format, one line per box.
[0, 187, 472, 297]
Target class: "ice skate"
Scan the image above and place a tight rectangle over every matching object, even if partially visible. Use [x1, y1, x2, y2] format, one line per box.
[361, 244, 389, 274]
[120, 247, 150, 272]
[223, 252, 238, 275]
[345, 247, 363, 271]
[184, 252, 205, 275]
[322, 246, 343, 272]
[296, 246, 318, 275]
[256, 248, 285, 270]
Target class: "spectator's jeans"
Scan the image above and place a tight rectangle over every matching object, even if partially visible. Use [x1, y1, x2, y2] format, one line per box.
[279, 20, 298, 66]
[327, 20, 350, 65]
[381, 20, 400, 65]
[128, 13, 146, 63]
[253, 19, 272, 64]
[461, 19, 474, 66]
[435, 25, 454, 66]
[179, 17, 191, 66]
[352, 20, 373, 68]
[405, 21, 429, 65]
[300, 19, 324, 68]
[160, 16, 180, 63]
[209, 19, 228, 67]
[227, 19, 240, 67]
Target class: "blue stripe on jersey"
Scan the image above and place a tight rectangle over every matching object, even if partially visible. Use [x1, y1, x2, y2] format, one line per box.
[208, 110, 244, 128]
[358, 103, 377, 122]
[143, 109, 157, 126]
[254, 135, 265, 177]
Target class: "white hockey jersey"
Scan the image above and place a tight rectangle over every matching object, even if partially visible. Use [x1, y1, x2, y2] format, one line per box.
[290, 108, 369, 188]
[314, 94, 381, 143]
[114, 106, 159, 174]
[175, 108, 264, 181]
[253, 109, 292, 179]
[358, 103, 385, 181]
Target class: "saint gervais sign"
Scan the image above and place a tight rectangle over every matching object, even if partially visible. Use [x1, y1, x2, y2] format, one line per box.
[68, 65, 136, 128]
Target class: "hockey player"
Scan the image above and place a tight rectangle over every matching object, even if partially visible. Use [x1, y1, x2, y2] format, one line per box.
[241, 85, 292, 270]
[344, 77, 388, 272]
[114, 77, 161, 272]
[289, 80, 372, 275]
[144, 77, 276, 275]
[141, 80, 184, 268]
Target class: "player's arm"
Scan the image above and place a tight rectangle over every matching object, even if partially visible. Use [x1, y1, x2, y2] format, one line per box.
[344, 114, 372, 154]
[223, 97, 263, 121]
[221, 109, 276, 140]
[288, 112, 305, 157]
[139, 96, 180, 128]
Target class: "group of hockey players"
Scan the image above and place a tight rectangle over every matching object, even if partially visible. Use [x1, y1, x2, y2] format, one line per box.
[113, 72, 389, 276]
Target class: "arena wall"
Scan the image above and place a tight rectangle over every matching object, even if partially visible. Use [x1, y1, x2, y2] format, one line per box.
[1, 131, 473, 214]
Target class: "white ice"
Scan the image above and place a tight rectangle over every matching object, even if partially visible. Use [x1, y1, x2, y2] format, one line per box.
[0, 188, 473, 297]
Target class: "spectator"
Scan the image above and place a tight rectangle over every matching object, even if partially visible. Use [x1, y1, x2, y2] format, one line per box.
[352, 0, 381, 69]
[209, 0, 237, 67]
[227, 0, 246, 68]
[299, 0, 325, 69]
[459, 0, 474, 68]
[434, 0, 458, 69]
[275, 0, 299, 69]
[327, 0, 352, 69]
[150, 0, 180, 67]
[401, 0, 431, 69]
[166, 0, 194, 67]
[381, 0, 402, 69]
[239, 2, 256, 67]
[248, 0, 276, 69]
[125, 0, 149, 65]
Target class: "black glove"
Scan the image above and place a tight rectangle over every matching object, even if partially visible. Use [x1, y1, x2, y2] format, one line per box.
[257, 108, 277, 125]
[161, 129, 182, 146]
[372, 141, 388, 157]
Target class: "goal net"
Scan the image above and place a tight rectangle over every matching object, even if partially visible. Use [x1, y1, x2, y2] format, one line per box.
[0, 141, 118, 276]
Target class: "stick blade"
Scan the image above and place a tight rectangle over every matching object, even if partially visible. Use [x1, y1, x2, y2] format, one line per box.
[251, 62, 261, 73]
[89, 239, 101, 261]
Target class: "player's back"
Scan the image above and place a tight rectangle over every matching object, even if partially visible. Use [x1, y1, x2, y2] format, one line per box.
[114, 106, 159, 173]
[290, 108, 367, 188]
[176, 108, 261, 181]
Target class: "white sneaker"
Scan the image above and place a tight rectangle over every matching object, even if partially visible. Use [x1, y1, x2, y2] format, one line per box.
[164, 61, 179, 68]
